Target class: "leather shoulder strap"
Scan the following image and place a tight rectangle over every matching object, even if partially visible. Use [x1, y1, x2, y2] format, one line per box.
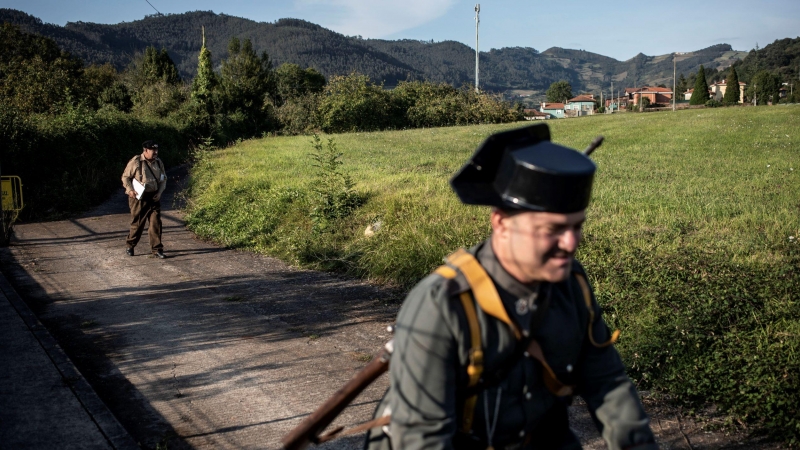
[433, 264, 484, 389]
[433, 262, 482, 433]
[446, 249, 522, 340]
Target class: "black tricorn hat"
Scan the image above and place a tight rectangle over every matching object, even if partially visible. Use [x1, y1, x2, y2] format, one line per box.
[142, 140, 159, 149]
[450, 124, 597, 213]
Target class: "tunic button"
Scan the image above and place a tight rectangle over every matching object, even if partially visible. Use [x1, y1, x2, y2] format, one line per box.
[531, 304, 538, 312]
[523, 351, 530, 358]
[566, 364, 573, 373]
[519, 430, 526, 438]
[525, 392, 532, 400]
[522, 330, 530, 337]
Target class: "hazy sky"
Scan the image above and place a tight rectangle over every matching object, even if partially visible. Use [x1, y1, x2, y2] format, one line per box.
[4, 0, 799, 60]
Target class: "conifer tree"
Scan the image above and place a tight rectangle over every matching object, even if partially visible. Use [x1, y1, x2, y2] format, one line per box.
[689, 65, 710, 105]
[218, 37, 277, 134]
[722, 65, 741, 105]
[191, 27, 216, 106]
[137, 46, 181, 86]
[676, 73, 688, 98]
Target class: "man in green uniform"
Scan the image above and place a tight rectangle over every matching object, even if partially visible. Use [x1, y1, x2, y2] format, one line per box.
[365, 124, 657, 450]
[121, 140, 167, 259]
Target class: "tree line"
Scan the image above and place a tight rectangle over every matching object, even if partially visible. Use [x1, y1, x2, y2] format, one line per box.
[0, 23, 519, 218]
[676, 38, 800, 106]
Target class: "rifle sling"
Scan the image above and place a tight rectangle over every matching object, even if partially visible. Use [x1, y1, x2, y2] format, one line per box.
[316, 415, 391, 444]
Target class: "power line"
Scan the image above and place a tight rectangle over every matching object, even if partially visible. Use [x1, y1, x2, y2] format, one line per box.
[145, 0, 163, 16]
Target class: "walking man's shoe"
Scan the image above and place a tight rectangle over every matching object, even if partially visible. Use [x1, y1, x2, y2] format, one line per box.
[154, 250, 166, 259]
[126, 247, 134, 256]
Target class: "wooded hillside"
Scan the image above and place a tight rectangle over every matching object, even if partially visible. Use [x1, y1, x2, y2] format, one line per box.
[3, 8, 794, 97]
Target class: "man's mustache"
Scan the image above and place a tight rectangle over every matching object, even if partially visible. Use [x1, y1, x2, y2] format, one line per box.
[544, 247, 573, 260]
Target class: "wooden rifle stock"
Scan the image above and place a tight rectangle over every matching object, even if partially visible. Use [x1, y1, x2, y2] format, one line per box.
[281, 340, 393, 450]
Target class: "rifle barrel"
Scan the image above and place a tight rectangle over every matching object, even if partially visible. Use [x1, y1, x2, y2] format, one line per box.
[583, 136, 604, 156]
[281, 348, 391, 450]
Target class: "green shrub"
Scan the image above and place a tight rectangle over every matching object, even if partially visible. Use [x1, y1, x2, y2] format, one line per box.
[318, 73, 399, 133]
[706, 99, 721, 108]
[1, 103, 189, 217]
[308, 135, 364, 231]
[275, 93, 321, 134]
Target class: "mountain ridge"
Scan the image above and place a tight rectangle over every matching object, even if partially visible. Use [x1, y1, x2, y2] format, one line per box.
[1, 8, 751, 99]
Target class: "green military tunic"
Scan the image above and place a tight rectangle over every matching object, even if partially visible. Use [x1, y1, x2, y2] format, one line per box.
[365, 240, 656, 450]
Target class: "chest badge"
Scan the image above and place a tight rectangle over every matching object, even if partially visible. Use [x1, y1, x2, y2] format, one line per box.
[515, 298, 529, 315]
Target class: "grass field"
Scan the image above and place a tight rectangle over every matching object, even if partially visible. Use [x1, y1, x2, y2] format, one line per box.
[186, 105, 800, 442]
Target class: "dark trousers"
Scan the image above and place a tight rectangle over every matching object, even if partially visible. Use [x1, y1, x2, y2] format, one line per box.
[126, 193, 163, 252]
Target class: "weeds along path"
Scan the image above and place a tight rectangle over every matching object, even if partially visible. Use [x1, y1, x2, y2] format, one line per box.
[0, 166, 781, 450]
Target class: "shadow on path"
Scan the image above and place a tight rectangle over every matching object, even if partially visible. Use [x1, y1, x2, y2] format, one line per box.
[0, 163, 399, 449]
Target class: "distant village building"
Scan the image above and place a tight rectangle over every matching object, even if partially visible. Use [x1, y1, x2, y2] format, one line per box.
[684, 88, 712, 101]
[604, 96, 629, 111]
[625, 86, 673, 106]
[779, 83, 790, 99]
[565, 95, 596, 116]
[539, 102, 565, 119]
[710, 80, 747, 103]
[523, 108, 550, 120]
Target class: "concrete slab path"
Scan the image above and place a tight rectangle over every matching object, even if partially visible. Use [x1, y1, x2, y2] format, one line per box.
[0, 269, 137, 449]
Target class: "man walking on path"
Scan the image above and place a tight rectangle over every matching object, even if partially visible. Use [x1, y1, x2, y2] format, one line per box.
[121, 140, 167, 258]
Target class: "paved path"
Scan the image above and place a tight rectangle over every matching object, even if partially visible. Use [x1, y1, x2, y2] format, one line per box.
[1, 171, 395, 449]
[0, 168, 782, 449]
[0, 268, 136, 449]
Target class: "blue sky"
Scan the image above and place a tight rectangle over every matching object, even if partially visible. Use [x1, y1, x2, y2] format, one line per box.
[4, 0, 799, 61]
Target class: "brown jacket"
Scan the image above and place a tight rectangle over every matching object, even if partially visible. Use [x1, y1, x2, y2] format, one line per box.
[122, 154, 167, 197]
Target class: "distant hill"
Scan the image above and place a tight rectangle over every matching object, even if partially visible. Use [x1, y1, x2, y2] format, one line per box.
[0, 8, 756, 98]
[731, 37, 800, 83]
[541, 44, 748, 93]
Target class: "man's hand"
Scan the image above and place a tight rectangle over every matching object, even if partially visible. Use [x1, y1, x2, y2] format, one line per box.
[127, 190, 136, 199]
[153, 193, 161, 202]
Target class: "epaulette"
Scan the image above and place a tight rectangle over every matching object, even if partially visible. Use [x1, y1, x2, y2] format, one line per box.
[433, 268, 471, 297]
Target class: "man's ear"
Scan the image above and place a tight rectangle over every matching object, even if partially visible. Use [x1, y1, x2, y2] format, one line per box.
[490, 208, 511, 237]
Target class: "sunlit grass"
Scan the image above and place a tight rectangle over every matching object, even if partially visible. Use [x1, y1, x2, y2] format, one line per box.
[189, 106, 799, 283]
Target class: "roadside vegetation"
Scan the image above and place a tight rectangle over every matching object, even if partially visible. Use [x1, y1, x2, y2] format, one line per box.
[186, 106, 800, 443]
[0, 23, 518, 219]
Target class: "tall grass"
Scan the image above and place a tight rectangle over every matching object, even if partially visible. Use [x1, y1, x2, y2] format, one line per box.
[186, 106, 800, 442]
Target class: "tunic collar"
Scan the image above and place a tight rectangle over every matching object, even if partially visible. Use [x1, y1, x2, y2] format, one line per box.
[476, 239, 542, 335]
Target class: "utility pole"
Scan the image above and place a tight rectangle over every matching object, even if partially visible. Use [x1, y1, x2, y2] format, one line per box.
[475, 4, 480, 93]
[611, 82, 614, 112]
[673, 53, 677, 112]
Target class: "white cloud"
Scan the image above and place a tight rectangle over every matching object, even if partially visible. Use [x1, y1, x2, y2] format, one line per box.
[293, 0, 458, 38]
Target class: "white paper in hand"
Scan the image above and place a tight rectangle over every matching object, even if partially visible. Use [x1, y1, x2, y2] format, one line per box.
[132, 179, 146, 200]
